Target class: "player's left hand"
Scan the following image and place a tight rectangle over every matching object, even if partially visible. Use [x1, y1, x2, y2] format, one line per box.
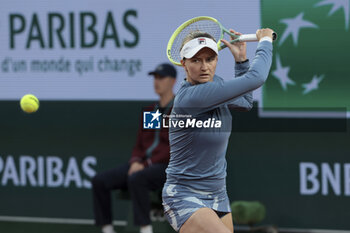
[221, 29, 247, 62]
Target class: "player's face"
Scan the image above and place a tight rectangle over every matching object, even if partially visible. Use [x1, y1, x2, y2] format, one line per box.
[153, 74, 175, 96]
[182, 47, 218, 85]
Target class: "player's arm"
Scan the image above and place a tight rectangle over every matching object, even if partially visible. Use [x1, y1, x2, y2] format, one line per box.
[179, 40, 272, 112]
[224, 29, 253, 111]
[227, 60, 253, 111]
[225, 29, 273, 111]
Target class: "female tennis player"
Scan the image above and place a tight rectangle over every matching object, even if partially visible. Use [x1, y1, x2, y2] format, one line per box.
[162, 28, 274, 233]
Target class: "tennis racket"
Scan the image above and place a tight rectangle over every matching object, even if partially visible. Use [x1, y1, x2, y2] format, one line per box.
[167, 16, 277, 66]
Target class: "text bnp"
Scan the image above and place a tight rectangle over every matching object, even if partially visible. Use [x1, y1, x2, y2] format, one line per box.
[300, 162, 350, 196]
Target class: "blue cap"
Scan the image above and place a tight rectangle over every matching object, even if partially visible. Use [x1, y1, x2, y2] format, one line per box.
[148, 63, 177, 78]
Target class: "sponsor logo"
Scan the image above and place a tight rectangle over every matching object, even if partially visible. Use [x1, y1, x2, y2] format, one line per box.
[163, 117, 222, 128]
[143, 110, 222, 129]
[261, 0, 350, 117]
[0, 155, 97, 189]
[143, 109, 162, 129]
[198, 38, 206, 45]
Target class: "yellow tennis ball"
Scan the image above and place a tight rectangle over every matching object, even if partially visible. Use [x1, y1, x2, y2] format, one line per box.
[20, 94, 39, 113]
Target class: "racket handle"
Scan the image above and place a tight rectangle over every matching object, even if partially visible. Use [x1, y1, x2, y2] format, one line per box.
[238, 34, 259, 42]
[238, 32, 277, 42]
[219, 32, 277, 50]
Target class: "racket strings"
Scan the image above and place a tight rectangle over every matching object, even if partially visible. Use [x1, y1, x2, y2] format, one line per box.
[169, 20, 221, 64]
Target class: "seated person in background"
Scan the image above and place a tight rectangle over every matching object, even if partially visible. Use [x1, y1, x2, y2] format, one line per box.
[92, 63, 177, 233]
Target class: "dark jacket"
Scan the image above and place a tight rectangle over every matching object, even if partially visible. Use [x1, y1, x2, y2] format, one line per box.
[129, 102, 173, 167]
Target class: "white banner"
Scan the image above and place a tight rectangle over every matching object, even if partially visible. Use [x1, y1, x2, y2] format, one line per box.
[0, 0, 261, 100]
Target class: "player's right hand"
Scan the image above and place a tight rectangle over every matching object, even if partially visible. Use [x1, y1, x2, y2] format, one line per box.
[256, 28, 274, 41]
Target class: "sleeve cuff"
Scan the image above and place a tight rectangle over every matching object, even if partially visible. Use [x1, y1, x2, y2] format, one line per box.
[235, 59, 250, 75]
[259, 36, 272, 43]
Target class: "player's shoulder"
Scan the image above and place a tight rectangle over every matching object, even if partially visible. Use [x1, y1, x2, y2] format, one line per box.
[176, 79, 191, 94]
[213, 75, 224, 83]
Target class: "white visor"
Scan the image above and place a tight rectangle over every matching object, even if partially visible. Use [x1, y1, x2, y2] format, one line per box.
[180, 37, 218, 60]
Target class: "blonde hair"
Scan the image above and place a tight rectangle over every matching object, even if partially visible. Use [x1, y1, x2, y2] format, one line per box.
[180, 31, 216, 52]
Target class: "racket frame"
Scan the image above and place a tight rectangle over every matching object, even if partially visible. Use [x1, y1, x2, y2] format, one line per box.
[167, 16, 268, 66]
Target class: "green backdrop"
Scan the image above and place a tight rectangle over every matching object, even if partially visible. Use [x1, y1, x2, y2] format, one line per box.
[0, 100, 349, 231]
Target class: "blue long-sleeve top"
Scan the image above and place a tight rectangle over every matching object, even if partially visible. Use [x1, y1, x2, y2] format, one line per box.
[165, 41, 272, 191]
